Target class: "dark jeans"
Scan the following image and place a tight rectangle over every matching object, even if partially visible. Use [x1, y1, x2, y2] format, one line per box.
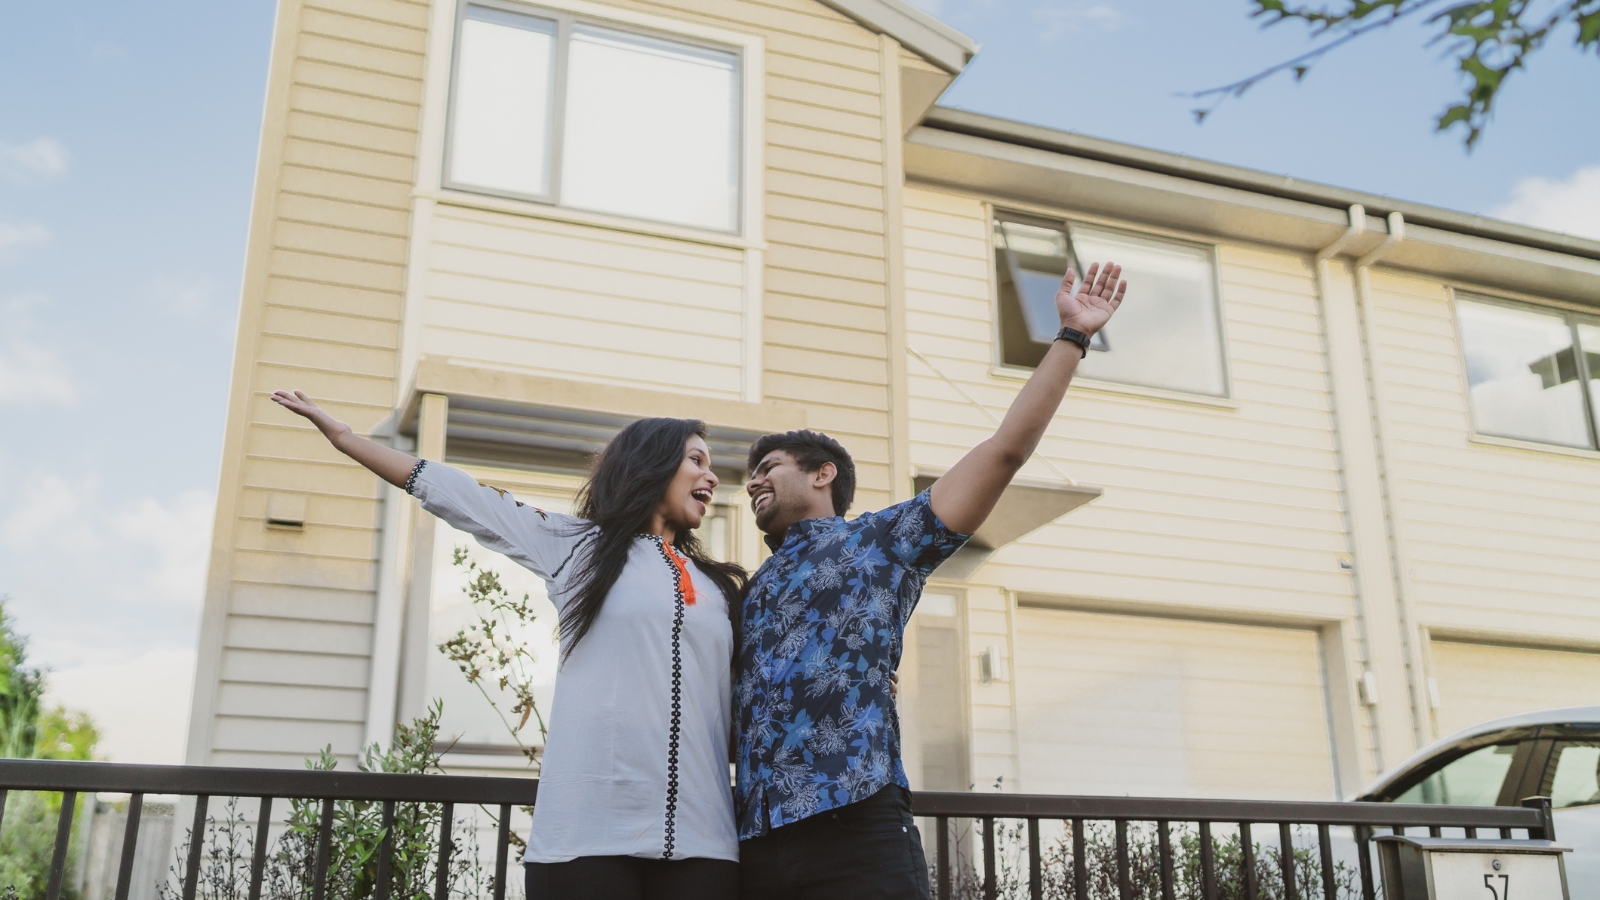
[525, 856, 737, 900]
[738, 785, 932, 900]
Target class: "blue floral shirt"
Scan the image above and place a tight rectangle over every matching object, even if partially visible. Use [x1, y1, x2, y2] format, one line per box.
[733, 490, 968, 839]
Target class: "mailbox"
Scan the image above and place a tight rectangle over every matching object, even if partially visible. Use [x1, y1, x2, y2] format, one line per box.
[1376, 835, 1570, 900]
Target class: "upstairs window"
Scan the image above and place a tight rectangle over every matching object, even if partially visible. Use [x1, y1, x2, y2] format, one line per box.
[994, 215, 1227, 397]
[445, 4, 742, 233]
[1456, 294, 1600, 450]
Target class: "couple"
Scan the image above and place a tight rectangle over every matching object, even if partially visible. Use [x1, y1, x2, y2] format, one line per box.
[272, 263, 1128, 900]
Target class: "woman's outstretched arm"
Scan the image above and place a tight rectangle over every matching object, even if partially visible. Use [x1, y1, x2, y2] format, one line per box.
[271, 390, 418, 489]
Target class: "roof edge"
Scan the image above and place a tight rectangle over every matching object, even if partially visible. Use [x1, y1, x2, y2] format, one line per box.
[817, 0, 977, 74]
[923, 105, 1600, 264]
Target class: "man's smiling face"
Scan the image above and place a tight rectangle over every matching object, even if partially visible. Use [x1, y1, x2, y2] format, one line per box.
[745, 449, 834, 536]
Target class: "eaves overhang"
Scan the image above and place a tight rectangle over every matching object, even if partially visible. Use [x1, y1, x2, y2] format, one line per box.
[817, 0, 976, 74]
[908, 106, 1600, 306]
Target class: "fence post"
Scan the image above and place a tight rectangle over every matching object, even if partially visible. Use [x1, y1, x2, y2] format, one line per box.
[1520, 796, 1556, 841]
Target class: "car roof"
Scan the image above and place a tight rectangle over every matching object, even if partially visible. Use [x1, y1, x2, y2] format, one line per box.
[1360, 706, 1600, 799]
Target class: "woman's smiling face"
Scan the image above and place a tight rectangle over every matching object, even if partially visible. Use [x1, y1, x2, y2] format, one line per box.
[655, 434, 718, 533]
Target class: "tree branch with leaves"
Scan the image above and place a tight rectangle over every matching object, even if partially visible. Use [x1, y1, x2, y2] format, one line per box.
[1196, 0, 1600, 148]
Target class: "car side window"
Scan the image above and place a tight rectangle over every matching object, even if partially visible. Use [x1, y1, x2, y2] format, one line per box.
[1394, 742, 1520, 806]
[1546, 741, 1600, 809]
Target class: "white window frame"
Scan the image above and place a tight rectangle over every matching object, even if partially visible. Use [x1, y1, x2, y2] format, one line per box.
[988, 209, 1233, 402]
[1452, 289, 1600, 453]
[433, 0, 764, 242]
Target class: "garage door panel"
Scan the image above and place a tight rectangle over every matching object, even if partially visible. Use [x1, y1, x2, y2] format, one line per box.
[1017, 607, 1336, 800]
[1430, 640, 1600, 738]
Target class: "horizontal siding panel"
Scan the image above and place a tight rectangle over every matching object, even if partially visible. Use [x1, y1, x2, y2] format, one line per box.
[766, 292, 889, 333]
[224, 614, 373, 656]
[212, 716, 366, 755]
[280, 148, 416, 192]
[286, 109, 418, 157]
[429, 285, 742, 338]
[217, 683, 368, 721]
[289, 83, 419, 132]
[768, 243, 885, 283]
[767, 120, 882, 163]
[297, 31, 425, 79]
[275, 220, 409, 266]
[299, 7, 427, 54]
[256, 333, 398, 378]
[768, 169, 884, 211]
[221, 647, 371, 689]
[304, 0, 430, 30]
[766, 218, 884, 259]
[230, 583, 376, 624]
[766, 49, 878, 92]
[276, 191, 413, 235]
[293, 58, 422, 105]
[265, 276, 403, 320]
[270, 248, 406, 292]
[260, 305, 401, 348]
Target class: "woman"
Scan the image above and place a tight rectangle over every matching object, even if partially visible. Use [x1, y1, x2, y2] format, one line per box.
[271, 390, 746, 900]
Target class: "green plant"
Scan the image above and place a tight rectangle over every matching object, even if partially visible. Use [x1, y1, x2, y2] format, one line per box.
[161, 703, 514, 900]
[0, 598, 99, 900]
[940, 819, 1361, 900]
[437, 547, 549, 766]
[1197, 0, 1600, 148]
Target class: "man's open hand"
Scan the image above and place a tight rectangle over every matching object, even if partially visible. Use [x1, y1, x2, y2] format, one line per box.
[1056, 261, 1126, 336]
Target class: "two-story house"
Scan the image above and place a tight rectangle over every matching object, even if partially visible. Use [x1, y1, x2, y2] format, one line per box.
[185, 0, 1600, 808]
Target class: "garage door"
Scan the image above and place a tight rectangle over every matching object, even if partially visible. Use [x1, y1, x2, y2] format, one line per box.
[1016, 607, 1337, 800]
[1429, 640, 1600, 737]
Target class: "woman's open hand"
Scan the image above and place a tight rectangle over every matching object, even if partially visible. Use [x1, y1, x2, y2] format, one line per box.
[271, 389, 326, 421]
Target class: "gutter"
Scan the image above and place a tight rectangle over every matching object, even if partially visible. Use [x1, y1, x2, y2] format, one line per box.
[923, 106, 1600, 265]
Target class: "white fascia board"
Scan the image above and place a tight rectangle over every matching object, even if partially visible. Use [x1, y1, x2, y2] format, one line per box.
[817, 0, 976, 74]
[906, 124, 1600, 305]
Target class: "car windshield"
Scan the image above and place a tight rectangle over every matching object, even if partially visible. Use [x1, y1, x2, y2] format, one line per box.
[1394, 742, 1518, 806]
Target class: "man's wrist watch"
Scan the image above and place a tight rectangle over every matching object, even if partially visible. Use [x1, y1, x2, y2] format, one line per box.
[1055, 326, 1092, 358]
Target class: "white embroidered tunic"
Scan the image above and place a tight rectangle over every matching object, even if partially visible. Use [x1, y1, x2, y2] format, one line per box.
[408, 461, 738, 863]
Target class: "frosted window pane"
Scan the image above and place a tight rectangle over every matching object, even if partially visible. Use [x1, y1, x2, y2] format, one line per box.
[1457, 297, 1592, 448]
[1070, 226, 1227, 397]
[562, 27, 739, 231]
[1581, 320, 1600, 438]
[448, 8, 555, 197]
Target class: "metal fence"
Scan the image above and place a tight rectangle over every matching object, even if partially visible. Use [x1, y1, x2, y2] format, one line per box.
[0, 760, 1557, 900]
[912, 791, 1556, 900]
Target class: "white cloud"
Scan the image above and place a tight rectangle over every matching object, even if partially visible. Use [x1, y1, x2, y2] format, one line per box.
[0, 218, 51, 251]
[1492, 164, 1600, 242]
[0, 340, 77, 404]
[1034, 1, 1126, 39]
[0, 475, 213, 763]
[45, 647, 196, 764]
[0, 137, 68, 183]
[144, 274, 214, 317]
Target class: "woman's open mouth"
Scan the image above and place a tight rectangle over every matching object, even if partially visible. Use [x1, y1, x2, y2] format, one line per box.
[691, 488, 712, 512]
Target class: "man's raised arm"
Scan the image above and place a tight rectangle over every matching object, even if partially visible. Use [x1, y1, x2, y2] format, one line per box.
[928, 262, 1127, 535]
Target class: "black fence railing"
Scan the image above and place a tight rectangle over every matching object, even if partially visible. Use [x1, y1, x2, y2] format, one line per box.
[0, 760, 1557, 900]
[911, 790, 1555, 900]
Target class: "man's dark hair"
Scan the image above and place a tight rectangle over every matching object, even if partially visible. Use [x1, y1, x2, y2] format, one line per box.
[747, 429, 856, 516]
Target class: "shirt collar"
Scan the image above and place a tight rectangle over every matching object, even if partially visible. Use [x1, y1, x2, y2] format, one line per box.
[764, 515, 844, 552]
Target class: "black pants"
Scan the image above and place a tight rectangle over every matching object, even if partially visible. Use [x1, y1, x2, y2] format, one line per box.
[738, 785, 931, 900]
[525, 856, 738, 900]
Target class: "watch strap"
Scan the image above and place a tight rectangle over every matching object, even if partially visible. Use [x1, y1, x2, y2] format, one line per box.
[1055, 326, 1092, 358]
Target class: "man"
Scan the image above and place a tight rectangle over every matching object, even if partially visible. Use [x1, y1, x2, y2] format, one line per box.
[734, 262, 1129, 898]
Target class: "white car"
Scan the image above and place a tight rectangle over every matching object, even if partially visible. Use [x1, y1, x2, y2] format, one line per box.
[1357, 706, 1600, 896]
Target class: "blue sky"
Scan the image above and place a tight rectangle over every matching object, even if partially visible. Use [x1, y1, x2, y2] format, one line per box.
[0, 0, 1594, 762]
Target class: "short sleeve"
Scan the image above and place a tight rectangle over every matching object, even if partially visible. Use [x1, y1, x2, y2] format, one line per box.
[407, 460, 593, 583]
[873, 489, 970, 576]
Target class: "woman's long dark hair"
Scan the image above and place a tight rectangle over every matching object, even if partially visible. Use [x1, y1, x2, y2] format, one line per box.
[559, 417, 747, 659]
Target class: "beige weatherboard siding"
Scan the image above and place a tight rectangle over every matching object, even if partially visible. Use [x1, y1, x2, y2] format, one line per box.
[186, 0, 430, 768]
[193, 0, 1600, 812]
[191, 0, 954, 766]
